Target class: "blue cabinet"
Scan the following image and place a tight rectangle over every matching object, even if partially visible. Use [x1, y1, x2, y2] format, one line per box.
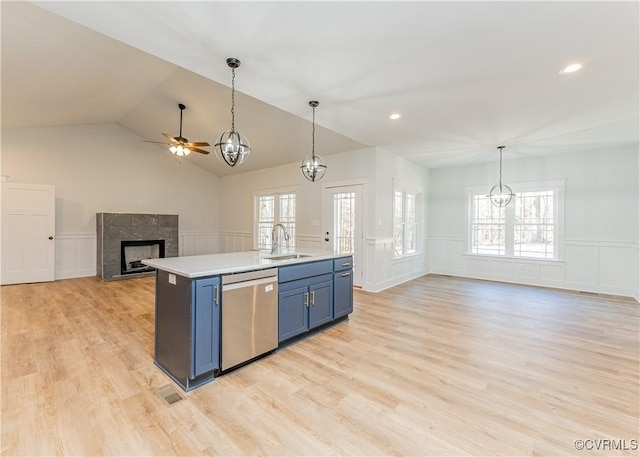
[278, 257, 353, 344]
[193, 277, 220, 377]
[278, 285, 309, 341]
[278, 260, 335, 343]
[278, 273, 333, 342]
[154, 270, 220, 391]
[309, 278, 333, 328]
[333, 256, 354, 319]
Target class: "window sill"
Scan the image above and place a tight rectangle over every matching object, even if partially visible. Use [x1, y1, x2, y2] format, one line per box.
[463, 253, 565, 263]
[393, 252, 424, 261]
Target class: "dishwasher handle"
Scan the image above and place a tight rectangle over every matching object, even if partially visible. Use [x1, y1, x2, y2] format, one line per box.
[222, 268, 278, 285]
[222, 276, 277, 292]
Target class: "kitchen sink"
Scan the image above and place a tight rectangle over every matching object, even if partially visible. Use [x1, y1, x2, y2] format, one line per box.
[265, 253, 312, 261]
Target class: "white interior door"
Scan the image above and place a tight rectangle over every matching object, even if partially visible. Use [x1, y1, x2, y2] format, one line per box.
[1, 183, 56, 285]
[324, 185, 363, 287]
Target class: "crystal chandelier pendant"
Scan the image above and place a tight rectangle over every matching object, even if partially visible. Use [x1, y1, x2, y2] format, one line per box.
[215, 58, 251, 167]
[300, 100, 327, 182]
[301, 154, 327, 182]
[489, 182, 514, 207]
[489, 146, 514, 207]
[216, 130, 250, 166]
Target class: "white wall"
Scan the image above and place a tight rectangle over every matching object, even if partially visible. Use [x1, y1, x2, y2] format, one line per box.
[365, 148, 429, 291]
[1, 124, 220, 278]
[428, 146, 639, 298]
[218, 146, 430, 292]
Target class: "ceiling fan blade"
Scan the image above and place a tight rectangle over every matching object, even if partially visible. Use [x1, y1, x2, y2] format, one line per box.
[162, 132, 179, 143]
[190, 147, 210, 155]
[143, 140, 171, 145]
[185, 141, 210, 147]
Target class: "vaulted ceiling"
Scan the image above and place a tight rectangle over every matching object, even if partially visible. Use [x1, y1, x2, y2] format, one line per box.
[2, 1, 638, 177]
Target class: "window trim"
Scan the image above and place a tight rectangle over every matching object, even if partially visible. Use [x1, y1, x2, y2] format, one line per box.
[253, 187, 297, 251]
[465, 179, 565, 260]
[393, 181, 423, 259]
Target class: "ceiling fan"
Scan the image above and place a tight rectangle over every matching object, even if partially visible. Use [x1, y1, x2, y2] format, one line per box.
[144, 103, 210, 156]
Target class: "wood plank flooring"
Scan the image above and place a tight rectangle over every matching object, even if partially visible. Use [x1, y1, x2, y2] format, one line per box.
[1, 274, 638, 456]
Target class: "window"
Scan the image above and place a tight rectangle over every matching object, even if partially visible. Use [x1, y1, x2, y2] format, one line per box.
[394, 190, 420, 257]
[332, 191, 356, 255]
[468, 180, 564, 259]
[256, 192, 296, 250]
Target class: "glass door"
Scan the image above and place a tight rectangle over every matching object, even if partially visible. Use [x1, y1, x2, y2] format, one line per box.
[324, 185, 363, 287]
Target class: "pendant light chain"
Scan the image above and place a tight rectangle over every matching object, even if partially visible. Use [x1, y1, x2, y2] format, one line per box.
[311, 103, 316, 157]
[230, 67, 236, 133]
[300, 100, 326, 182]
[489, 145, 513, 207]
[499, 146, 504, 187]
[215, 57, 250, 167]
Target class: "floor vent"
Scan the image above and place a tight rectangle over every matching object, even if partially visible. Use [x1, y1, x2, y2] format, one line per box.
[156, 384, 184, 406]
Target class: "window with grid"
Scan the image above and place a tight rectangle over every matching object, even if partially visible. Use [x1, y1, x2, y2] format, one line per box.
[470, 194, 506, 256]
[514, 191, 554, 258]
[468, 183, 562, 259]
[394, 190, 420, 257]
[256, 193, 296, 250]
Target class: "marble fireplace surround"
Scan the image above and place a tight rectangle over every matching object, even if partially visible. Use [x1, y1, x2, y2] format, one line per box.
[97, 213, 178, 280]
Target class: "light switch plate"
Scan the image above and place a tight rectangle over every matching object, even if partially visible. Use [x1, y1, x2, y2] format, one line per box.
[168, 273, 176, 285]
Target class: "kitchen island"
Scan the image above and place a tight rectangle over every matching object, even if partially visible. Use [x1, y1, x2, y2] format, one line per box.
[143, 250, 353, 391]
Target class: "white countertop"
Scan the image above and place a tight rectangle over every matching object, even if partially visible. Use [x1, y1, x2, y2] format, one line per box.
[142, 249, 348, 278]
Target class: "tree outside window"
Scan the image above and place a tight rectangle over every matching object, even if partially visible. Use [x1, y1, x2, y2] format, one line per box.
[256, 193, 295, 250]
[468, 182, 562, 260]
[394, 190, 420, 257]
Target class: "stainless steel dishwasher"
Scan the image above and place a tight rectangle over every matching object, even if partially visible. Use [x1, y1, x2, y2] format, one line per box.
[221, 268, 278, 371]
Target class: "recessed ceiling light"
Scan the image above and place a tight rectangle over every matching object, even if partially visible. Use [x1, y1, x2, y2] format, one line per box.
[559, 63, 583, 74]
[389, 113, 401, 120]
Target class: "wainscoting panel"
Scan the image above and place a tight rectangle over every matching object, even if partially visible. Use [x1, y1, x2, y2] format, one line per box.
[55, 234, 96, 280]
[221, 232, 252, 253]
[598, 244, 637, 292]
[428, 235, 639, 298]
[364, 238, 427, 293]
[564, 243, 598, 286]
[297, 235, 325, 250]
[538, 263, 564, 283]
[180, 232, 219, 257]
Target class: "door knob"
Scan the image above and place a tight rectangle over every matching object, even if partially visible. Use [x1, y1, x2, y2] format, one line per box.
[324, 237, 329, 242]
[48, 236, 54, 240]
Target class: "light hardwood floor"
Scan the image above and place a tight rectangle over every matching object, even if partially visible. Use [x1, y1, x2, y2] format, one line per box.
[1, 274, 638, 456]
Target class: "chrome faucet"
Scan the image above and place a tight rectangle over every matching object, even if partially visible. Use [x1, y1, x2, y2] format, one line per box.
[271, 223, 290, 255]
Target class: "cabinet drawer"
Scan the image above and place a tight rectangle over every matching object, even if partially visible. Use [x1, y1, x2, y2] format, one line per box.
[333, 256, 353, 272]
[278, 260, 332, 283]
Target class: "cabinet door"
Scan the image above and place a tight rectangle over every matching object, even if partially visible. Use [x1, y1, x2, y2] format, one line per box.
[193, 277, 220, 377]
[309, 279, 333, 329]
[278, 286, 309, 342]
[334, 270, 353, 319]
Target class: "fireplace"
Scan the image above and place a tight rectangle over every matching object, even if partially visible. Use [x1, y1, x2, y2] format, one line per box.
[121, 240, 165, 275]
[97, 213, 178, 281]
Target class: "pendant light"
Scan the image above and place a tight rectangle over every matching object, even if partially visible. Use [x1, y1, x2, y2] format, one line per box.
[489, 146, 515, 207]
[300, 100, 327, 182]
[215, 58, 251, 167]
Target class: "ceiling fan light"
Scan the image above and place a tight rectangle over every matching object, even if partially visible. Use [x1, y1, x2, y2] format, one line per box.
[169, 145, 178, 154]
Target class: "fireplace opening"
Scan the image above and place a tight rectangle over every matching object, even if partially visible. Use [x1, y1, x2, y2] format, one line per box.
[121, 240, 165, 275]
